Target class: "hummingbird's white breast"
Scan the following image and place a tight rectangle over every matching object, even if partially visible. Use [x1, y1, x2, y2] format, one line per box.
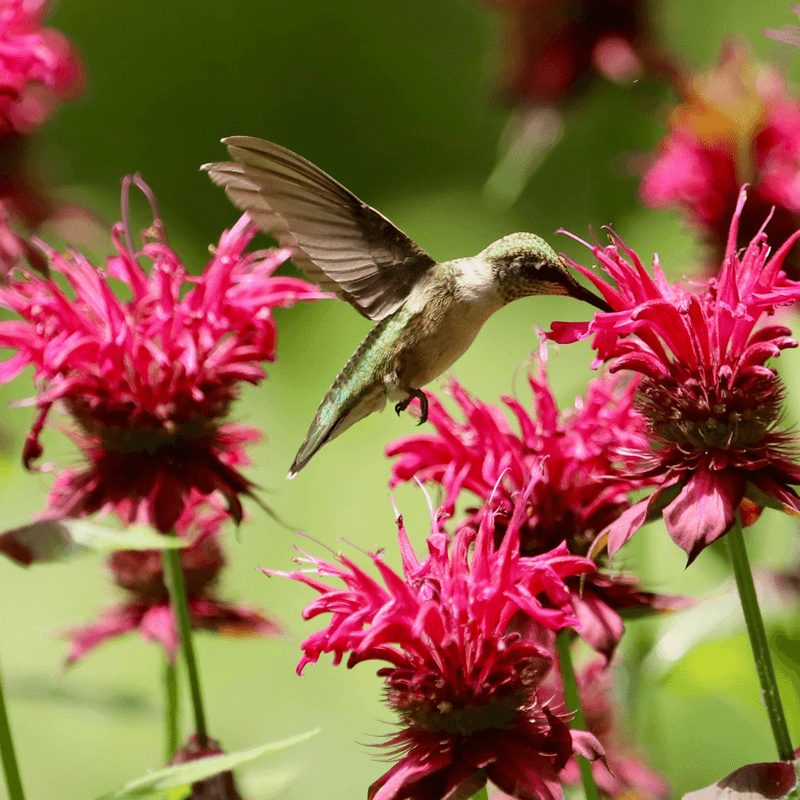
[392, 257, 505, 391]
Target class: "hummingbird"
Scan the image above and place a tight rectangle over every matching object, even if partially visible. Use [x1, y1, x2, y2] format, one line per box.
[203, 137, 611, 478]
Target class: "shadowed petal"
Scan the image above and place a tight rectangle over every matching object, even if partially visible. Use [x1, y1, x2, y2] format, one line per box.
[663, 469, 744, 564]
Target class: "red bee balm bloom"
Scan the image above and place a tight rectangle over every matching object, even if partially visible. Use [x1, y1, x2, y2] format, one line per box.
[65, 497, 281, 664]
[264, 496, 604, 800]
[641, 42, 800, 277]
[548, 187, 800, 563]
[0, 178, 328, 531]
[484, 0, 671, 105]
[386, 368, 680, 659]
[0, 0, 84, 135]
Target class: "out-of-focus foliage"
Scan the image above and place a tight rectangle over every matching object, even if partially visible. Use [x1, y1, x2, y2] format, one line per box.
[1, 1, 799, 799]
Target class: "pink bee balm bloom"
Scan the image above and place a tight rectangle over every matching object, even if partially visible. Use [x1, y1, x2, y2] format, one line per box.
[641, 42, 800, 277]
[264, 493, 604, 800]
[547, 187, 800, 563]
[0, 177, 328, 532]
[386, 367, 680, 659]
[0, 0, 84, 135]
[64, 496, 281, 665]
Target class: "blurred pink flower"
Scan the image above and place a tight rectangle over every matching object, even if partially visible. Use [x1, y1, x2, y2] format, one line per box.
[641, 42, 800, 277]
[0, 0, 84, 136]
[0, 196, 44, 276]
[65, 495, 281, 664]
[386, 368, 681, 659]
[0, 177, 328, 531]
[548, 187, 800, 563]
[484, 0, 673, 105]
[265, 491, 604, 800]
[492, 660, 669, 800]
[553, 660, 669, 799]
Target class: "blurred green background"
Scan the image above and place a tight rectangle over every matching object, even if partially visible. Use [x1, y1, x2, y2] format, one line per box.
[1, 0, 800, 798]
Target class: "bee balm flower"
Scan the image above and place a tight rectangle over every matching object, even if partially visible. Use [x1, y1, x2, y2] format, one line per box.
[264, 491, 604, 800]
[0, 0, 84, 136]
[0, 176, 328, 532]
[548, 187, 800, 563]
[641, 42, 800, 277]
[386, 367, 681, 659]
[64, 496, 281, 664]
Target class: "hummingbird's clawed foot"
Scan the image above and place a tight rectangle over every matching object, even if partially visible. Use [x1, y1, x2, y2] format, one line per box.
[394, 389, 429, 425]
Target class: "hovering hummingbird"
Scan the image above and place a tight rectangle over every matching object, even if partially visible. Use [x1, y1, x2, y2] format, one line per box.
[203, 137, 611, 478]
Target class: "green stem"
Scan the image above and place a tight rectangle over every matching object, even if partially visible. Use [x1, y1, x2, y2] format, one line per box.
[0, 656, 25, 800]
[163, 657, 180, 760]
[162, 537, 209, 748]
[556, 631, 599, 800]
[726, 517, 794, 761]
[470, 786, 488, 800]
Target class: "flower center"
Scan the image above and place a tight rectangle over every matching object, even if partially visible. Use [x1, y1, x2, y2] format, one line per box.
[94, 418, 221, 455]
[636, 373, 783, 452]
[390, 687, 530, 736]
[64, 393, 222, 456]
[385, 653, 547, 737]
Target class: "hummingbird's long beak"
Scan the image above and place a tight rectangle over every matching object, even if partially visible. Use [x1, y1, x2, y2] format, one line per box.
[578, 285, 613, 313]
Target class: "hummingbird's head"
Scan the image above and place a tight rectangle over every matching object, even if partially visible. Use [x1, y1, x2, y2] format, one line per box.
[480, 233, 611, 311]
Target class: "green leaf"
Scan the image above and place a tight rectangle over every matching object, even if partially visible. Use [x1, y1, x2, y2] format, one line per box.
[0, 519, 186, 565]
[68, 522, 187, 552]
[96, 729, 319, 800]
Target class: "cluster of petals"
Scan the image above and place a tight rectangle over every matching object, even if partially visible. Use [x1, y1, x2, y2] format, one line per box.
[266, 491, 603, 800]
[0, 0, 84, 135]
[548, 187, 800, 563]
[64, 494, 281, 665]
[483, 0, 671, 105]
[386, 368, 679, 659]
[0, 188, 327, 531]
[641, 42, 800, 276]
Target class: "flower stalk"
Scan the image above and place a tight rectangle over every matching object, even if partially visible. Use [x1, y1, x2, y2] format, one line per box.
[0, 656, 25, 800]
[556, 631, 599, 800]
[470, 786, 489, 800]
[162, 535, 209, 748]
[726, 516, 794, 761]
[163, 658, 180, 761]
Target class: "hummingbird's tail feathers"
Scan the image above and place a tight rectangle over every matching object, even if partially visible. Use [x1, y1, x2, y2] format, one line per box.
[287, 383, 387, 479]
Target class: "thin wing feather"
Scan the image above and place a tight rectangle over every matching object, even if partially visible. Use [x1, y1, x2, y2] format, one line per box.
[203, 137, 436, 320]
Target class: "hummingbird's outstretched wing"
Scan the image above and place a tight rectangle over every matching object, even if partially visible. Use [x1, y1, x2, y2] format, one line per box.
[203, 137, 437, 321]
